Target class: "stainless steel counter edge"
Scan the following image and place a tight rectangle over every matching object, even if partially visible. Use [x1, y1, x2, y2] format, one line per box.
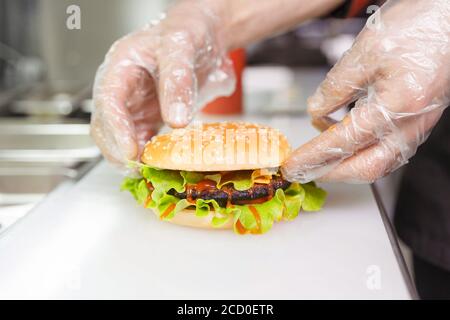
[371, 184, 419, 300]
[0, 158, 101, 238]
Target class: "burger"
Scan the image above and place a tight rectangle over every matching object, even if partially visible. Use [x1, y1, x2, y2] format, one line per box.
[122, 122, 326, 234]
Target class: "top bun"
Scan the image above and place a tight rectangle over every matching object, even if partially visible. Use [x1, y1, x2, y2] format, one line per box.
[141, 122, 291, 171]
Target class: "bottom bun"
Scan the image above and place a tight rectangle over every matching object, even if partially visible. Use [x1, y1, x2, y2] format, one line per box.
[152, 208, 234, 230]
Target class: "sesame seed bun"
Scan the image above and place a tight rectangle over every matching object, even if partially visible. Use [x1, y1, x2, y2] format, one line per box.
[141, 122, 291, 171]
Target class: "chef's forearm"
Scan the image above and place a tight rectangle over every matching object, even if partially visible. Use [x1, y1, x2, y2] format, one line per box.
[171, 0, 344, 50]
[220, 0, 345, 49]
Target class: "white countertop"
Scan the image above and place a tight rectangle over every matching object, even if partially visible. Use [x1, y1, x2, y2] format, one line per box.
[0, 115, 412, 299]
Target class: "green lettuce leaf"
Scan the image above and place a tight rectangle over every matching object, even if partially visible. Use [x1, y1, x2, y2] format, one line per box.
[141, 166, 184, 193]
[283, 183, 305, 220]
[211, 214, 232, 227]
[121, 177, 149, 205]
[139, 164, 279, 192]
[203, 173, 222, 184]
[231, 185, 298, 234]
[195, 198, 212, 217]
[155, 194, 179, 220]
[236, 206, 258, 230]
[122, 166, 327, 234]
[195, 199, 231, 227]
[180, 171, 205, 184]
[121, 177, 140, 200]
[214, 170, 276, 191]
[301, 182, 327, 211]
[217, 171, 254, 191]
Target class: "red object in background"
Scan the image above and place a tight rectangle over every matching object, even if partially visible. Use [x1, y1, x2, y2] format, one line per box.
[348, 0, 372, 17]
[202, 48, 245, 115]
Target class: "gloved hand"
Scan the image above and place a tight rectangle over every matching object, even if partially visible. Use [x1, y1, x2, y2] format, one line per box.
[91, 0, 235, 166]
[282, 0, 450, 183]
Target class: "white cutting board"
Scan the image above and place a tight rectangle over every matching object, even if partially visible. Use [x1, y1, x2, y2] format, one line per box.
[0, 116, 411, 299]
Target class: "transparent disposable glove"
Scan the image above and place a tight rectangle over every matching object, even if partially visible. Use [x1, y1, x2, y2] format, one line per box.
[282, 0, 450, 183]
[91, 0, 235, 166]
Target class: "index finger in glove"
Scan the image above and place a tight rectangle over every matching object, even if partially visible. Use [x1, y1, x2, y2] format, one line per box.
[318, 106, 445, 183]
[282, 72, 435, 183]
[91, 31, 161, 165]
[307, 39, 372, 118]
[158, 28, 198, 128]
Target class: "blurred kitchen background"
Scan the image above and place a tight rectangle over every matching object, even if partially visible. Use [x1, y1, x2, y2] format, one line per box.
[2, 0, 403, 247]
[0, 0, 173, 231]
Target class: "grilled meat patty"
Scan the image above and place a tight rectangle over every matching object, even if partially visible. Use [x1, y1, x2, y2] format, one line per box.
[167, 176, 291, 207]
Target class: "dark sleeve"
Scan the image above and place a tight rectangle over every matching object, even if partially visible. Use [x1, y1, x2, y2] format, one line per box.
[330, 0, 378, 18]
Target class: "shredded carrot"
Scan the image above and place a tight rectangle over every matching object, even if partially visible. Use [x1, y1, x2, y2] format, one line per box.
[249, 206, 262, 234]
[144, 195, 152, 208]
[160, 203, 176, 220]
[235, 219, 247, 235]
